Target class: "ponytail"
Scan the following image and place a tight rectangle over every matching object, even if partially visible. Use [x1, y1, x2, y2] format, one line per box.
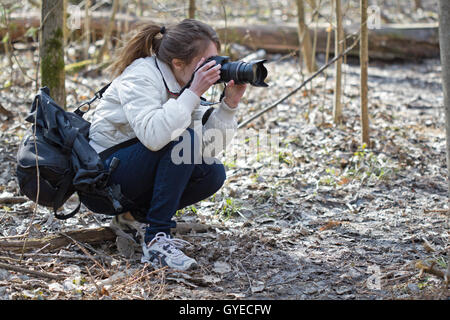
[106, 19, 221, 79]
[106, 23, 163, 78]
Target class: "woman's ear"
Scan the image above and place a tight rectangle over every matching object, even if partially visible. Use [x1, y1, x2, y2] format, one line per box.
[171, 58, 185, 71]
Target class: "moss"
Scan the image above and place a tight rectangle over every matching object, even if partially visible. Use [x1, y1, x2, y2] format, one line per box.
[40, 27, 65, 105]
[65, 59, 94, 75]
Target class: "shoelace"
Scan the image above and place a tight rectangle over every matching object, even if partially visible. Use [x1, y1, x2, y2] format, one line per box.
[148, 232, 192, 257]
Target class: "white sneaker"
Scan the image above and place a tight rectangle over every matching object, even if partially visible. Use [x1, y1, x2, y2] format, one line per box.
[110, 214, 146, 245]
[141, 232, 198, 271]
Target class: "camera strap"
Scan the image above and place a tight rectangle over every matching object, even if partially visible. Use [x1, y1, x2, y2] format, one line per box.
[155, 59, 225, 106]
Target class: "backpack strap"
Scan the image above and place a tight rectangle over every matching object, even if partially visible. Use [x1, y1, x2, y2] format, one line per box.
[98, 137, 140, 161]
[52, 172, 80, 220]
[54, 200, 81, 220]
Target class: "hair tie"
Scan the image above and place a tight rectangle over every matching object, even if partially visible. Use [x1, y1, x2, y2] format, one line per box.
[160, 26, 166, 35]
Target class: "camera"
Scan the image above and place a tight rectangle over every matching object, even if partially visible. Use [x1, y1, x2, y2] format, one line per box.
[204, 56, 268, 87]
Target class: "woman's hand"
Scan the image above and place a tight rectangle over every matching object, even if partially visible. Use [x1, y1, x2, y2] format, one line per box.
[189, 58, 221, 97]
[223, 80, 247, 108]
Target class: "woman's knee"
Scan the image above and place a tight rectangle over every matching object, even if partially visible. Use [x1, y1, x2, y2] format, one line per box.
[210, 161, 226, 192]
[170, 128, 202, 165]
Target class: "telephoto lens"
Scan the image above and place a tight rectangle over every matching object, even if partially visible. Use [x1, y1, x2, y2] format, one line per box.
[205, 56, 268, 87]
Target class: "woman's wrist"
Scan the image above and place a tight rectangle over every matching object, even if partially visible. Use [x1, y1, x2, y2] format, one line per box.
[223, 97, 239, 108]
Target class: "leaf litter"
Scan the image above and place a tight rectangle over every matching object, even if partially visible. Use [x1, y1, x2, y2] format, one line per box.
[0, 46, 449, 300]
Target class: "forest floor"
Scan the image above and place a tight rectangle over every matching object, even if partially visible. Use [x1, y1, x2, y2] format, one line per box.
[0, 42, 449, 300]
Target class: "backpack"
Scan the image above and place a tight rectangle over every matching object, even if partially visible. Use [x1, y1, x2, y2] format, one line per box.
[15, 84, 132, 220]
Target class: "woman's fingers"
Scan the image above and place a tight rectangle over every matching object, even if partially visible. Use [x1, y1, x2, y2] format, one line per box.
[195, 57, 206, 70]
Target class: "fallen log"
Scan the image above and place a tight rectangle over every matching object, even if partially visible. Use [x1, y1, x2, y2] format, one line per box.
[5, 12, 440, 61]
[0, 223, 218, 253]
[0, 227, 116, 252]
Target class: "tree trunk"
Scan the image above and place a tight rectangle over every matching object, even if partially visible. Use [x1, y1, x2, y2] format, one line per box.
[188, 0, 196, 19]
[415, 0, 422, 10]
[438, 0, 450, 284]
[296, 0, 317, 73]
[83, 0, 91, 60]
[333, 0, 343, 124]
[360, 0, 370, 146]
[40, 0, 66, 108]
[97, 0, 120, 64]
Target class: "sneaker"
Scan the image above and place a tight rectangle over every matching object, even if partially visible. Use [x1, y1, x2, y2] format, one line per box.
[110, 214, 146, 245]
[141, 232, 198, 271]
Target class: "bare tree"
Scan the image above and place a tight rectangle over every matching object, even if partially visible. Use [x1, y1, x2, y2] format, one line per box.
[360, 0, 370, 145]
[97, 0, 120, 64]
[83, 0, 91, 60]
[40, 0, 66, 107]
[188, 0, 196, 19]
[333, 0, 343, 124]
[438, 0, 450, 284]
[296, 0, 317, 73]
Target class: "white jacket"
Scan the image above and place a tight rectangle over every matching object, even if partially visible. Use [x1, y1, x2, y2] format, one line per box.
[88, 55, 239, 157]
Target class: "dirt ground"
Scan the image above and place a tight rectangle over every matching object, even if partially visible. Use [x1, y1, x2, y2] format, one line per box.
[0, 0, 448, 300]
[0, 50, 449, 299]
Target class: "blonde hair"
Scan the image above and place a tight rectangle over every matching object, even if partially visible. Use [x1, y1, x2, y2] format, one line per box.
[106, 19, 221, 78]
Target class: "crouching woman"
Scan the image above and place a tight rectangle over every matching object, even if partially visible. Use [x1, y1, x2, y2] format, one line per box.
[83, 19, 246, 271]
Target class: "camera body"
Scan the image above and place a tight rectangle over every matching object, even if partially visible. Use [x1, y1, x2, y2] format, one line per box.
[204, 56, 268, 87]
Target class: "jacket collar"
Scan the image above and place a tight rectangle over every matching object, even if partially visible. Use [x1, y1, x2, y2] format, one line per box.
[152, 56, 182, 94]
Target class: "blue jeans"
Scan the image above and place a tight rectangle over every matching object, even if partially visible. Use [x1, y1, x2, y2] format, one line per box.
[86, 128, 226, 243]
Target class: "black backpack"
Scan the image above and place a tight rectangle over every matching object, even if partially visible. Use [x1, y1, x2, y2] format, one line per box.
[15, 85, 134, 220]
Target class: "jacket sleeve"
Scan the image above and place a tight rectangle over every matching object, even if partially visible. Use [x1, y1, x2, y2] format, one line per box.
[190, 100, 239, 158]
[118, 70, 200, 151]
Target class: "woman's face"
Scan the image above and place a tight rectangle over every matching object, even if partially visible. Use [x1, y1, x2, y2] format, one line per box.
[172, 41, 218, 87]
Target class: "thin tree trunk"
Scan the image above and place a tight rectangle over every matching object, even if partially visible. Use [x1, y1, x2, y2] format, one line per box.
[188, 0, 196, 19]
[415, 0, 422, 10]
[305, 0, 316, 11]
[438, 0, 450, 284]
[333, 0, 343, 124]
[360, 0, 370, 146]
[296, 0, 317, 73]
[83, 0, 91, 60]
[97, 0, 120, 64]
[40, 0, 66, 108]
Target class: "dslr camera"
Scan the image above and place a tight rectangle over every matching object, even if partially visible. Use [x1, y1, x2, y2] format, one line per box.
[204, 56, 268, 87]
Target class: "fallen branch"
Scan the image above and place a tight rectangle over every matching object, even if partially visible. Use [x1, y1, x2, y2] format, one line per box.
[237, 37, 359, 129]
[0, 261, 65, 280]
[0, 196, 28, 204]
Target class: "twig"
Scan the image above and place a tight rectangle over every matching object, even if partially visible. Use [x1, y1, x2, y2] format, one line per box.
[423, 209, 449, 214]
[20, 89, 42, 261]
[0, 261, 65, 280]
[60, 232, 111, 277]
[85, 265, 102, 298]
[237, 36, 359, 129]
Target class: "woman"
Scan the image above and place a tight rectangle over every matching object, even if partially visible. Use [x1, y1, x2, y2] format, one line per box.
[85, 19, 246, 271]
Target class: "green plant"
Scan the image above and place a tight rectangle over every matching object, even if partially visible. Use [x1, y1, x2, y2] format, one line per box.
[217, 197, 241, 219]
